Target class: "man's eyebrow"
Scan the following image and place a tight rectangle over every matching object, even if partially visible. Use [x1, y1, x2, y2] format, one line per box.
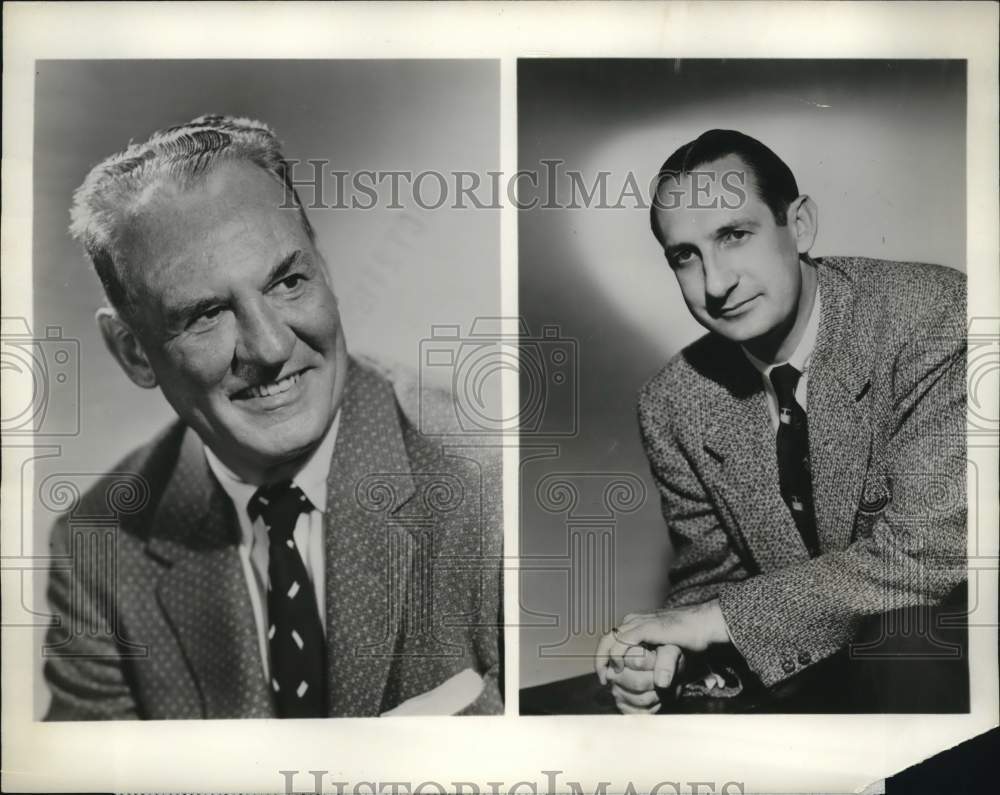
[265, 249, 304, 285]
[166, 250, 306, 325]
[664, 242, 695, 260]
[714, 217, 760, 237]
[166, 294, 224, 326]
[661, 216, 761, 260]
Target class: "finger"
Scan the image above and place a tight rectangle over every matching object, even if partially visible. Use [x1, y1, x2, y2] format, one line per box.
[594, 631, 617, 684]
[611, 683, 660, 708]
[608, 635, 646, 674]
[608, 638, 628, 674]
[654, 644, 684, 689]
[616, 698, 661, 715]
[608, 666, 655, 694]
[621, 643, 648, 670]
[615, 618, 671, 650]
[594, 636, 616, 685]
[622, 645, 657, 671]
[596, 632, 642, 681]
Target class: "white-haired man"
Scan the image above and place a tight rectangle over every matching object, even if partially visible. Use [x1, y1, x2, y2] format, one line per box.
[44, 115, 502, 719]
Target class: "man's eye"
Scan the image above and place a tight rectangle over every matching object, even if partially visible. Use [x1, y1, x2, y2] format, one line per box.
[724, 230, 750, 244]
[671, 249, 698, 267]
[187, 306, 225, 331]
[274, 274, 306, 292]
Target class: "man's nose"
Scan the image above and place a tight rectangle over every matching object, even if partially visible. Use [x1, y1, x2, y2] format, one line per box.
[235, 299, 295, 368]
[702, 252, 739, 301]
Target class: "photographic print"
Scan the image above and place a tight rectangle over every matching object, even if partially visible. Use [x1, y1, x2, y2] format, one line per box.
[22, 59, 503, 720]
[517, 58, 972, 716]
[2, 4, 996, 794]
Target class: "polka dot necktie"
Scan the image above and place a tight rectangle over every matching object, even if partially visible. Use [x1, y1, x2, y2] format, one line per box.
[769, 364, 821, 558]
[248, 481, 326, 717]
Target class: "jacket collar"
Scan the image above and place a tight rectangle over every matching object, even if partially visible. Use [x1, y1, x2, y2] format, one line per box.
[145, 356, 418, 717]
[146, 427, 271, 718]
[322, 357, 416, 716]
[809, 257, 873, 402]
[805, 258, 874, 551]
[701, 258, 874, 565]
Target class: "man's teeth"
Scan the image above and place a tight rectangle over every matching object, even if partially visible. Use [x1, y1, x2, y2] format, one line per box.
[246, 372, 300, 399]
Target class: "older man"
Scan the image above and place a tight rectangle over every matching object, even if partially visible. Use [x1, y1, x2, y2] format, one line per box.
[596, 129, 967, 713]
[44, 115, 502, 719]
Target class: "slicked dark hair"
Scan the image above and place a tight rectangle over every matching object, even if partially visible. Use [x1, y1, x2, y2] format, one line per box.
[70, 115, 315, 320]
[650, 129, 799, 245]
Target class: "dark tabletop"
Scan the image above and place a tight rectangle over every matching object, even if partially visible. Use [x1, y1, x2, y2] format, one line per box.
[519, 643, 969, 715]
[520, 671, 780, 715]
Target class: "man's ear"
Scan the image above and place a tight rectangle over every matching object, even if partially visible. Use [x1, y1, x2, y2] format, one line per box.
[789, 194, 819, 254]
[96, 308, 158, 389]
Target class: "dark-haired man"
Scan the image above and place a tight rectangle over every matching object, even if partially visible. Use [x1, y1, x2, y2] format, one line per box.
[44, 116, 502, 719]
[595, 129, 967, 713]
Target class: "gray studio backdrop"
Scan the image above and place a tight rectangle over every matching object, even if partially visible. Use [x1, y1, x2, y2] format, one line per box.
[517, 59, 966, 688]
[28, 60, 499, 716]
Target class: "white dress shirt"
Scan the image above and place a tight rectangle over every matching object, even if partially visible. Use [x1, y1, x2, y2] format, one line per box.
[203, 411, 340, 679]
[742, 286, 822, 430]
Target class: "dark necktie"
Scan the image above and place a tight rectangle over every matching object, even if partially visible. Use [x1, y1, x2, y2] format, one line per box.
[247, 481, 326, 717]
[769, 364, 821, 557]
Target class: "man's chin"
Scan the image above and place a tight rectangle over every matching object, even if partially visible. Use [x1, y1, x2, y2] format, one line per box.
[703, 316, 770, 344]
[256, 425, 326, 461]
[223, 416, 332, 476]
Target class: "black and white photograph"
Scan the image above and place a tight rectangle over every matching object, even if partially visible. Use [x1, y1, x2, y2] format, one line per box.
[517, 58, 973, 715]
[2, 3, 997, 795]
[21, 59, 503, 720]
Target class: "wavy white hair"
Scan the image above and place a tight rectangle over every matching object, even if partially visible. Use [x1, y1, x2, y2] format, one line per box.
[69, 114, 315, 319]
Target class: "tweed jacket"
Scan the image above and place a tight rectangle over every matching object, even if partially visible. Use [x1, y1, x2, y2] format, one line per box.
[44, 358, 503, 719]
[638, 256, 967, 687]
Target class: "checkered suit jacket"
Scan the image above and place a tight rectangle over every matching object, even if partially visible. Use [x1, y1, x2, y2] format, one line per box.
[638, 257, 967, 687]
[44, 358, 503, 718]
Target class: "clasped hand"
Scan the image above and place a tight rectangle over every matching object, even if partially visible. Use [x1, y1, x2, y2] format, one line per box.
[594, 600, 730, 714]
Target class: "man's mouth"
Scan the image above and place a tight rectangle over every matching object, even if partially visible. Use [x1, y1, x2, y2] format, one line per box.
[232, 370, 306, 401]
[718, 295, 759, 316]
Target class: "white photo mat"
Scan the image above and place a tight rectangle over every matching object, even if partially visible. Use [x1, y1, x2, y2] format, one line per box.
[2, 2, 997, 793]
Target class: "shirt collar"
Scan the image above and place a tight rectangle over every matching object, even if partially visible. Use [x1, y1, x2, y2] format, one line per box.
[203, 410, 340, 542]
[742, 283, 822, 378]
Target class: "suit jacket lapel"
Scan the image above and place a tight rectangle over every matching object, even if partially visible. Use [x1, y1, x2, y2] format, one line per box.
[324, 358, 416, 717]
[808, 259, 874, 552]
[702, 353, 813, 571]
[147, 428, 272, 719]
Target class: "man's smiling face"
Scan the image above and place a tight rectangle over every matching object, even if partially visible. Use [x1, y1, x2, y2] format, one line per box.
[652, 154, 807, 346]
[118, 159, 347, 482]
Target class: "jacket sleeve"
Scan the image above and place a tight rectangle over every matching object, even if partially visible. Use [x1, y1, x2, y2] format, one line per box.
[43, 515, 139, 720]
[456, 573, 504, 715]
[638, 387, 753, 609]
[717, 292, 968, 686]
[459, 459, 505, 716]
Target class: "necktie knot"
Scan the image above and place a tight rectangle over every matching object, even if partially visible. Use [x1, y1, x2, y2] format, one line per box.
[248, 481, 313, 541]
[769, 363, 802, 409]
